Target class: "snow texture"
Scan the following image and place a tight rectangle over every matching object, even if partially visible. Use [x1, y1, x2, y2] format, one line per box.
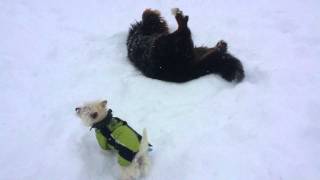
[1, 0, 320, 179]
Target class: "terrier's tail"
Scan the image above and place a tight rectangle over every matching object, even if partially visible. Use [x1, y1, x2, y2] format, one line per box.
[137, 128, 149, 156]
[128, 128, 150, 178]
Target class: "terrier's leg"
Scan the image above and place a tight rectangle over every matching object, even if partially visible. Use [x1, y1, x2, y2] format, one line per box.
[138, 154, 150, 177]
[120, 166, 134, 180]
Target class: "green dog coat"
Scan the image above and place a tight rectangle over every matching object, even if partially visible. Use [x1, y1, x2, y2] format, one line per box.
[91, 109, 142, 166]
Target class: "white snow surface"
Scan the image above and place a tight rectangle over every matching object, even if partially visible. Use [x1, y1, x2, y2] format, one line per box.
[1, 0, 320, 179]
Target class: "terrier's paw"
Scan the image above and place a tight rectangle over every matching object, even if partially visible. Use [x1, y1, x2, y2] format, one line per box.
[216, 40, 228, 53]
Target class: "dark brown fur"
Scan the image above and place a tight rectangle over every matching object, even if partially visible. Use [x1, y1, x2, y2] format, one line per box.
[127, 9, 244, 82]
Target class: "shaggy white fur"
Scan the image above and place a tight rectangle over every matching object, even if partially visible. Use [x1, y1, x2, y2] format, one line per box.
[75, 100, 151, 180]
[75, 100, 108, 126]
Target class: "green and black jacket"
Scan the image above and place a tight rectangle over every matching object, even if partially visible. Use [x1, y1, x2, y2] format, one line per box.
[91, 109, 144, 166]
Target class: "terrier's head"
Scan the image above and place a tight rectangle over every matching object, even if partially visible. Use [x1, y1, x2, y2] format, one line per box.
[75, 100, 108, 127]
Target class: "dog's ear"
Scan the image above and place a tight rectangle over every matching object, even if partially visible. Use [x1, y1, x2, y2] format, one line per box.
[101, 100, 108, 107]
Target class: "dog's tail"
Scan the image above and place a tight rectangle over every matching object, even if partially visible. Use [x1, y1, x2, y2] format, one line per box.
[132, 128, 149, 164]
[137, 128, 149, 155]
[131, 128, 150, 177]
[121, 129, 150, 179]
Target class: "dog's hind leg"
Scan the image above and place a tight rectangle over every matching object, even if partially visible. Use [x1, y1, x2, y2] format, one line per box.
[193, 40, 245, 82]
[141, 9, 169, 35]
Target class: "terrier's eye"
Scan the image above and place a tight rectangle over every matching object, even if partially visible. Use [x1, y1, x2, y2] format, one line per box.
[90, 112, 98, 119]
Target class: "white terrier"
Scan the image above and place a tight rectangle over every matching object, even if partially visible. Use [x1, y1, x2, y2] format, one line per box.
[75, 100, 151, 180]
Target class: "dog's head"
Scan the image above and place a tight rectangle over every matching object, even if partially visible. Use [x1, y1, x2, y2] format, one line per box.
[75, 100, 108, 127]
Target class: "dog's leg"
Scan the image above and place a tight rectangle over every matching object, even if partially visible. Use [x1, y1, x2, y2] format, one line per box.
[120, 166, 134, 180]
[214, 40, 228, 53]
[169, 8, 193, 48]
[138, 153, 150, 177]
[152, 9, 194, 64]
[194, 40, 228, 60]
[141, 9, 169, 35]
[171, 8, 189, 32]
[193, 40, 245, 82]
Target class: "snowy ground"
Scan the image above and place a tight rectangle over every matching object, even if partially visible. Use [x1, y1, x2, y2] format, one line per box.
[1, 0, 320, 179]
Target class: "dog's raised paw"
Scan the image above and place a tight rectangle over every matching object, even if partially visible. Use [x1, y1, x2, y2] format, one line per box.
[216, 40, 228, 53]
[171, 8, 183, 16]
[172, 8, 188, 28]
[143, 8, 161, 17]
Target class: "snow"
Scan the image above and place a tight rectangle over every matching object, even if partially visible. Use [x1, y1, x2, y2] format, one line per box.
[1, 0, 320, 179]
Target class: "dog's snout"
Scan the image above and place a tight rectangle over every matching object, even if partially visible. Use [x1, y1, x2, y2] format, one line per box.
[75, 107, 81, 113]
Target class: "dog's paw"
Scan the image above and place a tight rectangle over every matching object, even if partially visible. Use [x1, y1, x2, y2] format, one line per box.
[171, 8, 182, 16]
[172, 8, 188, 28]
[143, 8, 161, 19]
[216, 40, 228, 53]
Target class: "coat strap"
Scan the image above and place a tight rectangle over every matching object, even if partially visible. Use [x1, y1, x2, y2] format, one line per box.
[98, 125, 137, 163]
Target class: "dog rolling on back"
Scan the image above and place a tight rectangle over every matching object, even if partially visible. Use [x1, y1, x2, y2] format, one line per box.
[127, 8, 245, 83]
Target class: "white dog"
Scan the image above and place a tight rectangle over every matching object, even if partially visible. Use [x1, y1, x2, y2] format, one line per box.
[75, 100, 151, 180]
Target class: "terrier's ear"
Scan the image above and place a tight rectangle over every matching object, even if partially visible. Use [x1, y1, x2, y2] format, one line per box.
[101, 100, 108, 107]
